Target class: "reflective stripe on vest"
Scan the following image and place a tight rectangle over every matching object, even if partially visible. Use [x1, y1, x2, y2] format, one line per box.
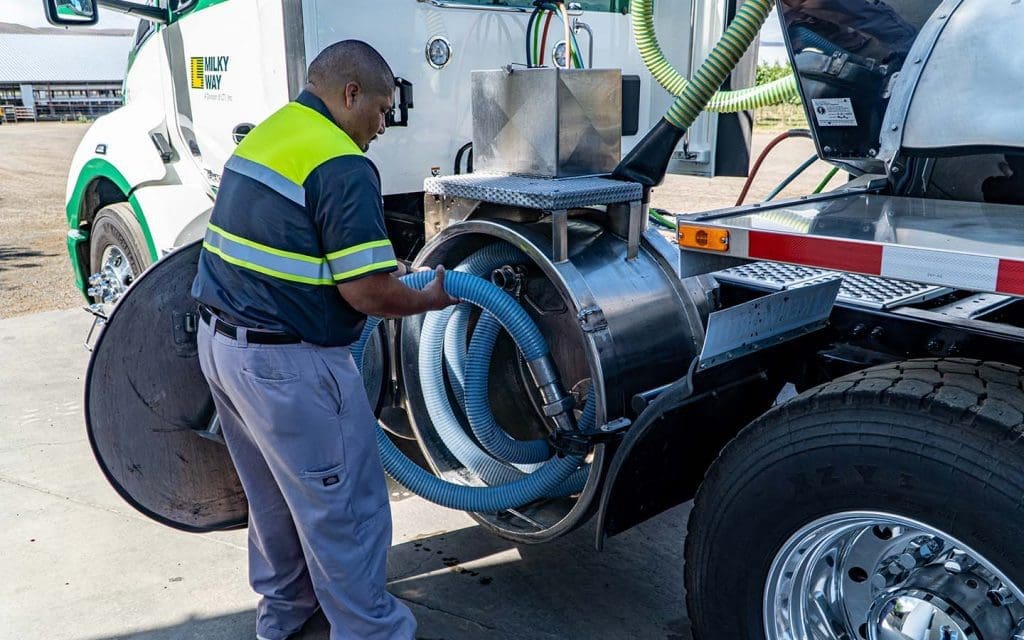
[205, 224, 398, 285]
[224, 155, 306, 207]
[326, 240, 399, 281]
[206, 100, 397, 286]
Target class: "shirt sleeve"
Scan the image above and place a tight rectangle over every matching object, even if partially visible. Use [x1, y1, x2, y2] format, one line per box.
[306, 155, 399, 284]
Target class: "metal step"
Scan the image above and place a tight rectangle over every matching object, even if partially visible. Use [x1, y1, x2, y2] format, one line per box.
[713, 261, 954, 310]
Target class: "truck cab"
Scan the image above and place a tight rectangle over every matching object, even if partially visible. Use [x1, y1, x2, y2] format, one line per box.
[66, 0, 755, 310]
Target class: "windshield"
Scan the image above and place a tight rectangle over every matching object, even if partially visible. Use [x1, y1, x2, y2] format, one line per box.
[779, 0, 941, 162]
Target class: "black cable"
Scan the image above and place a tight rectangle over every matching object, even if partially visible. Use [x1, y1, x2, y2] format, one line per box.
[526, 7, 541, 67]
[454, 142, 473, 175]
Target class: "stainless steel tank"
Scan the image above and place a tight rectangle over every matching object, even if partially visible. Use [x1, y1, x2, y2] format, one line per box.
[400, 212, 706, 542]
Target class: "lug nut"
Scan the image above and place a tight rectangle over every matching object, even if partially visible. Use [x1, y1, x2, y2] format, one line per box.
[945, 551, 975, 575]
[908, 535, 944, 561]
[988, 585, 1015, 607]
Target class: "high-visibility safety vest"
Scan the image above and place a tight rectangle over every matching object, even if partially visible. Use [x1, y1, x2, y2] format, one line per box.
[191, 90, 399, 347]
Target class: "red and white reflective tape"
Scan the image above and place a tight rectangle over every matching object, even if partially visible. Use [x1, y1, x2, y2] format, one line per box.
[744, 231, 1024, 296]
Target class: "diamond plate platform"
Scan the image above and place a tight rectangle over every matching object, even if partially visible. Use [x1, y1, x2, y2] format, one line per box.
[713, 261, 953, 310]
[708, 262, 830, 291]
[424, 173, 643, 211]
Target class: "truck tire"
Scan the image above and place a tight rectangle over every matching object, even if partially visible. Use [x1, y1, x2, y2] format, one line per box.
[685, 359, 1024, 640]
[88, 203, 152, 303]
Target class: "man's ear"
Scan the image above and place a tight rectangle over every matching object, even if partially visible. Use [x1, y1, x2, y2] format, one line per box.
[343, 81, 361, 109]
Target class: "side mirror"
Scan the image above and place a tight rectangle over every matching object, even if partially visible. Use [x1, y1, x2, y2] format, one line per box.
[43, 0, 99, 26]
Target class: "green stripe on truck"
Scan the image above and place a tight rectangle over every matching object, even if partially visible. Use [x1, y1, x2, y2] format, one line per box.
[66, 159, 158, 297]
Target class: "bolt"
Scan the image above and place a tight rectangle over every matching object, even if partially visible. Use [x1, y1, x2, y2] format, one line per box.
[850, 323, 867, 338]
[927, 338, 944, 353]
[945, 552, 976, 575]
[988, 584, 1015, 607]
[870, 326, 885, 339]
[897, 553, 917, 570]
[872, 556, 912, 589]
[908, 535, 944, 561]
[940, 625, 956, 640]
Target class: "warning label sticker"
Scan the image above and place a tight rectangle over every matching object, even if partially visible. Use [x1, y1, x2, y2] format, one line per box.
[812, 98, 858, 127]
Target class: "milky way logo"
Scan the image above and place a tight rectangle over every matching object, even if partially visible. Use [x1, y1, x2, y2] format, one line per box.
[190, 56, 230, 90]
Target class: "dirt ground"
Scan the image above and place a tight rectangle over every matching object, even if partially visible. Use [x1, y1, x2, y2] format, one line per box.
[0, 122, 90, 319]
[0, 121, 827, 319]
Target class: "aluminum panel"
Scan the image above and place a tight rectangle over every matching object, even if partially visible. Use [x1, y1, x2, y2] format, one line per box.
[902, 2, 1024, 151]
[472, 67, 621, 178]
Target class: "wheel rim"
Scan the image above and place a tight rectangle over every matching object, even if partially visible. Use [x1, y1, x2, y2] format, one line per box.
[90, 245, 135, 305]
[764, 511, 1024, 640]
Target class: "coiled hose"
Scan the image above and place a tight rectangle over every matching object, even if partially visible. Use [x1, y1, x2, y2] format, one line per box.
[630, 0, 799, 113]
[352, 246, 590, 513]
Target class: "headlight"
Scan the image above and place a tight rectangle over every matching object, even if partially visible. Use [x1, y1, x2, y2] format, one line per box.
[426, 36, 452, 69]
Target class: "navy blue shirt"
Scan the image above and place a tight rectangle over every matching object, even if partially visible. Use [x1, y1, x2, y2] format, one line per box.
[192, 91, 398, 346]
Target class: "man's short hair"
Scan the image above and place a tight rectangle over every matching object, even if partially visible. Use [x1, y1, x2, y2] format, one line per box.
[308, 40, 395, 98]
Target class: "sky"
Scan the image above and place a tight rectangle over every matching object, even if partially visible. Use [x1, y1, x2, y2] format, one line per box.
[6, 0, 139, 29]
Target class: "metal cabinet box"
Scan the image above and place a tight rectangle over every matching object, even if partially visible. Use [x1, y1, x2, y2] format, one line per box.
[471, 67, 622, 178]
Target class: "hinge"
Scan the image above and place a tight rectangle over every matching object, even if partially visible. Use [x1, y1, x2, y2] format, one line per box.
[577, 306, 607, 333]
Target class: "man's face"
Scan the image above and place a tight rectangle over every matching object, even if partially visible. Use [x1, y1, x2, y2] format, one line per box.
[347, 83, 394, 152]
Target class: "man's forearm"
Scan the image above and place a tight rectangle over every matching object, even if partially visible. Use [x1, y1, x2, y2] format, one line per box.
[337, 273, 437, 318]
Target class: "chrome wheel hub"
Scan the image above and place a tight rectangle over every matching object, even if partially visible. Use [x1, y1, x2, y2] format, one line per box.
[764, 511, 1024, 640]
[88, 246, 135, 306]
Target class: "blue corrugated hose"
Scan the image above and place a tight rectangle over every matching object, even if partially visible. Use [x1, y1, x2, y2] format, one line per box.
[352, 246, 591, 513]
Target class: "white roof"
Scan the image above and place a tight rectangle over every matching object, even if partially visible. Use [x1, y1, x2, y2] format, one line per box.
[0, 33, 132, 83]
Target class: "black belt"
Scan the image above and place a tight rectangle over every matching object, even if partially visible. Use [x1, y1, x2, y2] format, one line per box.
[199, 305, 301, 345]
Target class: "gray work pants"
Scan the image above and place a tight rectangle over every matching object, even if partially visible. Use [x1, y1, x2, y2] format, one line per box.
[196, 318, 416, 640]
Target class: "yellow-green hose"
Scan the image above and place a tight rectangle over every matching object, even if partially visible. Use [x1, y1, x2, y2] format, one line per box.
[632, 0, 799, 114]
[614, 0, 787, 185]
[663, 0, 778, 128]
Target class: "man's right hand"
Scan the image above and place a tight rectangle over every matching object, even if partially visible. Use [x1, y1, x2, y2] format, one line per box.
[421, 265, 461, 311]
[337, 265, 460, 318]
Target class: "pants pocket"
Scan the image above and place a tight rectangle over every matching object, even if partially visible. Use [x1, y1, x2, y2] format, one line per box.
[240, 349, 301, 384]
[308, 350, 345, 416]
[299, 462, 345, 488]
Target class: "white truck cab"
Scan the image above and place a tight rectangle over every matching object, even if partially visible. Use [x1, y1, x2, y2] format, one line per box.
[59, 0, 755, 305]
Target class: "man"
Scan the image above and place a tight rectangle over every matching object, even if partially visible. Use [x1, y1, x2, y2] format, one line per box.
[191, 40, 458, 640]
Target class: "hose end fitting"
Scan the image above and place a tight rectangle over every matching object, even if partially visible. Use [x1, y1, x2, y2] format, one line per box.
[528, 355, 578, 432]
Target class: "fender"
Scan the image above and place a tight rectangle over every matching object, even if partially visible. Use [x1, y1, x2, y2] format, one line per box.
[65, 99, 181, 294]
[595, 281, 842, 548]
[594, 363, 780, 550]
[132, 184, 214, 253]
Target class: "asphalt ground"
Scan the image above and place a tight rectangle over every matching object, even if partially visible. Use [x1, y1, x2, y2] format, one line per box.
[0, 120, 824, 639]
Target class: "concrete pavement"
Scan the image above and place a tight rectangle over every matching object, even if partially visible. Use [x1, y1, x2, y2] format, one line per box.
[0, 308, 693, 640]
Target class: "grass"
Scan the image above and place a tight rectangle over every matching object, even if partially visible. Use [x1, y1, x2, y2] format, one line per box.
[754, 104, 808, 132]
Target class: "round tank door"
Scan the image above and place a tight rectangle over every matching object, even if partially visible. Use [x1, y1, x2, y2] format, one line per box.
[85, 241, 248, 531]
[86, 241, 404, 531]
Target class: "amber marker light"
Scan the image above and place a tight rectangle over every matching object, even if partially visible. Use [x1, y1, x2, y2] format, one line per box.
[677, 225, 730, 252]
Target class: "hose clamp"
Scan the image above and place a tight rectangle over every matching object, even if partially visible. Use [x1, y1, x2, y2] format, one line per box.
[549, 432, 593, 457]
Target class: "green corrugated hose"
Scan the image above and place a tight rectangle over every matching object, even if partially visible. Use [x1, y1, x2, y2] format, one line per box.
[632, 0, 799, 115]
